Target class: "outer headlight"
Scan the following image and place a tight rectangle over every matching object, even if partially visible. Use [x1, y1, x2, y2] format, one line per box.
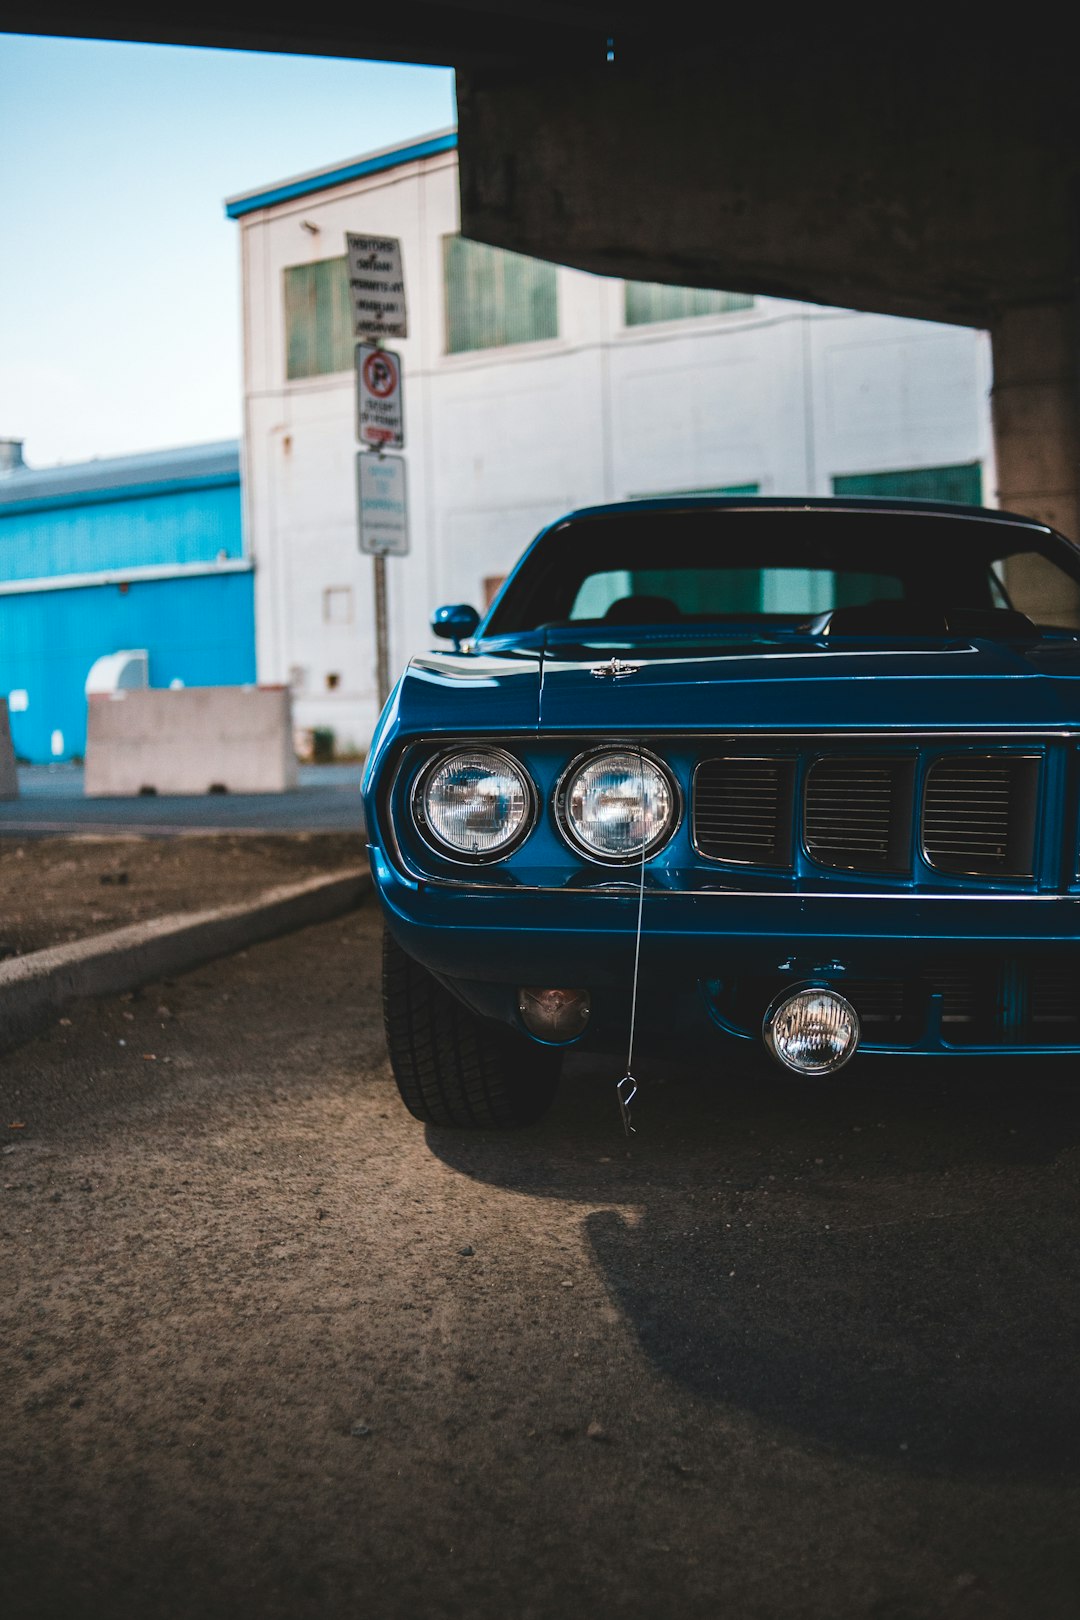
[560, 749, 678, 862]
[414, 748, 534, 860]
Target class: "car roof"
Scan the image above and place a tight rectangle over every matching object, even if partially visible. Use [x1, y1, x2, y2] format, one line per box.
[548, 495, 1055, 535]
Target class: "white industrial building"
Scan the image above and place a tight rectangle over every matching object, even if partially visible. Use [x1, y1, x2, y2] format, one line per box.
[227, 130, 995, 752]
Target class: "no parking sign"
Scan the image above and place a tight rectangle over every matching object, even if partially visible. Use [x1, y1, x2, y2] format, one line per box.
[356, 343, 404, 450]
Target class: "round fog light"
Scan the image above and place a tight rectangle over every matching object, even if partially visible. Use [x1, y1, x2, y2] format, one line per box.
[518, 987, 591, 1043]
[763, 986, 860, 1076]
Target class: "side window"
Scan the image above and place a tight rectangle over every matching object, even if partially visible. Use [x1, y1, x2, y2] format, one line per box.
[284, 258, 352, 380]
[1001, 551, 1080, 629]
[624, 282, 753, 327]
[443, 236, 558, 353]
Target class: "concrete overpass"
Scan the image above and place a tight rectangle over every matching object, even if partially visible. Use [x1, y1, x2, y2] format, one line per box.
[12, 8, 1079, 536]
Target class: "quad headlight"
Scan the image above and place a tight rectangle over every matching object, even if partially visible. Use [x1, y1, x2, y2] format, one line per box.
[559, 749, 678, 862]
[414, 748, 535, 860]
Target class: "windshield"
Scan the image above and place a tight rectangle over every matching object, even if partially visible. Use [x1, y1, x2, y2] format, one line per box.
[482, 508, 1080, 635]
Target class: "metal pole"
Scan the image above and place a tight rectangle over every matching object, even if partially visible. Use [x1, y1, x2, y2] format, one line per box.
[373, 550, 390, 708]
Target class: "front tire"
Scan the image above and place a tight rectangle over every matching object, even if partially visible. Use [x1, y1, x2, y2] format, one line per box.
[382, 929, 562, 1128]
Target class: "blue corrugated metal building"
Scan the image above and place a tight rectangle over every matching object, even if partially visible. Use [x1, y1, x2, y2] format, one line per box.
[0, 439, 255, 763]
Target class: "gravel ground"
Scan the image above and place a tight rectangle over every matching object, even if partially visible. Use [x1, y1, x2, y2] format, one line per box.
[0, 834, 366, 957]
[1, 902, 1079, 1620]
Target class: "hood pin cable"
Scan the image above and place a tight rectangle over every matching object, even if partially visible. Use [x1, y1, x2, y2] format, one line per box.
[617, 748, 647, 1137]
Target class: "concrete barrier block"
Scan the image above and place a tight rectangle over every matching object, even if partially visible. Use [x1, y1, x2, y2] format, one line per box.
[85, 687, 300, 796]
[1, 699, 18, 800]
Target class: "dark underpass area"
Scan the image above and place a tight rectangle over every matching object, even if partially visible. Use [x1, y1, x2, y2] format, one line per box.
[2, 900, 1078, 1619]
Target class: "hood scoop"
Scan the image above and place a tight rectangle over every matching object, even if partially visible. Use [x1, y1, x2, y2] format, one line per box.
[817, 603, 1039, 643]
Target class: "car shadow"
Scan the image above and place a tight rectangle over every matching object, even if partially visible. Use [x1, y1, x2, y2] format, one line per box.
[427, 1054, 1080, 1482]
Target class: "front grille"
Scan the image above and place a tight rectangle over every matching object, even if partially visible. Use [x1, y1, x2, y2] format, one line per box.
[920, 961, 1080, 1044]
[931, 968, 987, 1026]
[693, 756, 794, 866]
[841, 979, 906, 1026]
[1031, 968, 1075, 1025]
[723, 960, 1080, 1049]
[921, 753, 1039, 877]
[804, 756, 911, 871]
[691, 741, 1047, 883]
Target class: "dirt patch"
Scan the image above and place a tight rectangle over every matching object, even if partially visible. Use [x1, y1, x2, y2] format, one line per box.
[0, 833, 365, 959]
[2, 908, 1079, 1620]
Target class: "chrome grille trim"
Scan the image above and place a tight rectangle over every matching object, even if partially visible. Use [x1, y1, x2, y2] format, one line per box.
[692, 755, 795, 866]
[803, 756, 912, 872]
[921, 754, 1040, 878]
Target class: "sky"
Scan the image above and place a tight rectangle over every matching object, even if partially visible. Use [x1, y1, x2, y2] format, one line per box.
[0, 34, 456, 468]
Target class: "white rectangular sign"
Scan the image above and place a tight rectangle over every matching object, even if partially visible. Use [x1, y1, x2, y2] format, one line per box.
[345, 233, 407, 339]
[357, 452, 409, 556]
[356, 343, 404, 449]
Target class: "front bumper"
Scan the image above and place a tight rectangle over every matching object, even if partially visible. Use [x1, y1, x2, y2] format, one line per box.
[371, 845, 1080, 1057]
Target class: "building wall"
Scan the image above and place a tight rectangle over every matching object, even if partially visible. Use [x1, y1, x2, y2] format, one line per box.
[0, 572, 256, 764]
[235, 146, 994, 750]
[0, 480, 242, 583]
[0, 445, 254, 763]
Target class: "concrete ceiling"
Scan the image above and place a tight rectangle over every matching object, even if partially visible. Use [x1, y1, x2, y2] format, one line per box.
[5, 3, 621, 67]
[11, 9, 1078, 325]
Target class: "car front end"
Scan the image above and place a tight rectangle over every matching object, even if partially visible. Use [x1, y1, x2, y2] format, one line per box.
[363, 497, 1080, 1123]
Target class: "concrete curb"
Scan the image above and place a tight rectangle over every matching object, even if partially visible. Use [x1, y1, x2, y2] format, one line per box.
[0, 867, 370, 1055]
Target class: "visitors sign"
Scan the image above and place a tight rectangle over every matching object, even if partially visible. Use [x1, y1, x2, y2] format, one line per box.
[356, 343, 404, 449]
[357, 452, 409, 556]
[345, 234, 407, 339]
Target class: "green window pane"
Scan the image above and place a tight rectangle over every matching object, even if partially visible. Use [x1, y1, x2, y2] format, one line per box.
[443, 236, 558, 353]
[284, 258, 353, 380]
[832, 463, 983, 507]
[624, 282, 753, 326]
[629, 483, 761, 500]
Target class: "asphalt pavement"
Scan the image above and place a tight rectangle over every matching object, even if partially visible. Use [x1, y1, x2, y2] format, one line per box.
[2, 902, 1078, 1620]
[0, 763, 365, 835]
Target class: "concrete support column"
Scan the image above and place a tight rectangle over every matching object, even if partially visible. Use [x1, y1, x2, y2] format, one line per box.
[991, 301, 1080, 625]
[990, 301, 1079, 540]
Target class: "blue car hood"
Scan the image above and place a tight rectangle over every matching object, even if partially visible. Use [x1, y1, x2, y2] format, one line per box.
[393, 647, 543, 734]
[536, 635, 1080, 732]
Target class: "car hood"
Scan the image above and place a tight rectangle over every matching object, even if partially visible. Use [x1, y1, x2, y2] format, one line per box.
[386, 634, 1080, 739]
[537, 634, 1080, 732]
[390, 647, 544, 736]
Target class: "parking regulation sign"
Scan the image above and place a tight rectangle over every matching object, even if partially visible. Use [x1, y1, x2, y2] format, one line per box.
[357, 452, 409, 556]
[356, 344, 404, 449]
[345, 233, 407, 339]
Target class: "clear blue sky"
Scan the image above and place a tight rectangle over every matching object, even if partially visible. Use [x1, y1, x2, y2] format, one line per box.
[0, 34, 456, 467]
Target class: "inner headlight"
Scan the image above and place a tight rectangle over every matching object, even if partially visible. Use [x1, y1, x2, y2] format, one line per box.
[560, 749, 678, 862]
[416, 748, 534, 859]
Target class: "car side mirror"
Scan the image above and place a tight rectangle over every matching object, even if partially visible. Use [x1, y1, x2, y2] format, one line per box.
[431, 603, 480, 649]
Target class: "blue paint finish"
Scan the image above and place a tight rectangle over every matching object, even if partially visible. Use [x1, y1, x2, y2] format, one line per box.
[0, 439, 252, 764]
[365, 495, 1080, 1059]
[0, 480, 243, 584]
[0, 443, 238, 511]
[534, 636, 1080, 733]
[225, 131, 458, 218]
[0, 571, 256, 762]
[0, 471, 239, 521]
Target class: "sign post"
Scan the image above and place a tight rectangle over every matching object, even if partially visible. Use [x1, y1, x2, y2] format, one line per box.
[349, 233, 408, 710]
[373, 553, 389, 710]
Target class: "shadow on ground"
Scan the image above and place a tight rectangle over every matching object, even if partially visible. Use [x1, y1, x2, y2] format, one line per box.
[429, 1056, 1080, 1484]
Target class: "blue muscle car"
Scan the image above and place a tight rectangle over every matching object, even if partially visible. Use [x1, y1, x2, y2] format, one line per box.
[362, 497, 1080, 1127]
